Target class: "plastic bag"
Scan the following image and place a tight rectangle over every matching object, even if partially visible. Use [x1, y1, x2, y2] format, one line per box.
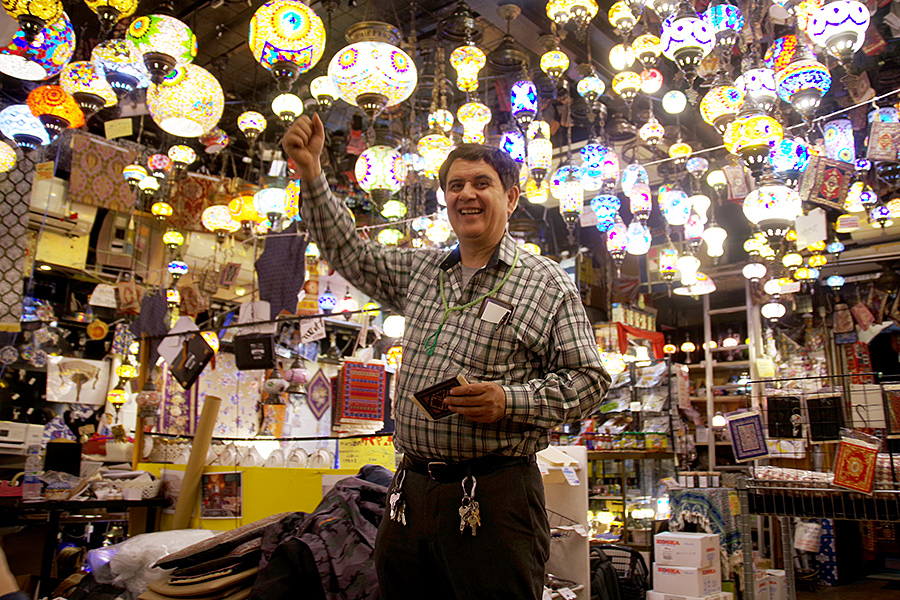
[87, 529, 215, 599]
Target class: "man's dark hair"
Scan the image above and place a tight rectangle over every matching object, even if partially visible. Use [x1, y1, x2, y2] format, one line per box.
[438, 144, 520, 192]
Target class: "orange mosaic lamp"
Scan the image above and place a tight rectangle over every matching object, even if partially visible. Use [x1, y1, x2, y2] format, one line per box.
[26, 85, 84, 140]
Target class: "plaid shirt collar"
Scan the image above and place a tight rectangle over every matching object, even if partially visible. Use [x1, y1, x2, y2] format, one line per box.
[438, 233, 518, 272]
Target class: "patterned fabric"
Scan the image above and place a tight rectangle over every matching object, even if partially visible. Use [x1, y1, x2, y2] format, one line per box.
[168, 172, 227, 233]
[337, 362, 385, 421]
[669, 488, 743, 575]
[727, 411, 769, 462]
[0, 151, 36, 331]
[814, 518, 837, 585]
[300, 173, 610, 462]
[69, 132, 138, 212]
[798, 156, 854, 211]
[198, 352, 262, 438]
[255, 221, 306, 317]
[160, 361, 198, 435]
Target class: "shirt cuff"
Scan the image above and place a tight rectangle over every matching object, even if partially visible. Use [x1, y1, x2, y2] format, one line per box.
[501, 383, 534, 421]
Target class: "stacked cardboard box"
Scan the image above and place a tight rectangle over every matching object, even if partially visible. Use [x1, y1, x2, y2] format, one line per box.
[648, 532, 733, 600]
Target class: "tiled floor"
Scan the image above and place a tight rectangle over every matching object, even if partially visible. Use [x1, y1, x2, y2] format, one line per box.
[796, 579, 900, 600]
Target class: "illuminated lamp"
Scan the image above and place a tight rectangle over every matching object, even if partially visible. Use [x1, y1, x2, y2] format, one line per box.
[660, 5, 715, 76]
[254, 187, 288, 226]
[114, 363, 136, 385]
[137, 175, 160, 198]
[742, 172, 802, 241]
[807, 0, 870, 67]
[591, 193, 621, 232]
[518, 242, 540, 255]
[0, 141, 15, 172]
[381, 200, 407, 220]
[201, 205, 240, 243]
[651, 0, 679, 19]
[546, 0, 599, 39]
[608, 1, 636, 34]
[612, 71, 641, 106]
[167, 259, 188, 282]
[0, 13, 74, 82]
[237, 111, 267, 145]
[526, 178, 550, 204]
[632, 34, 662, 69]
[625, 220, 652, 255]
[675, 271, 716, 295]
[26, 85, 84, 139]
[162, 230, 184, 251]
[680, 339, 696, 353]
[327, 22, 417, 121]
[417, 133, 453, 179]
[151, 201, 173, 220]
[122, 163, 146, 191]
[550, 161, 581, 200]
[870, 204, 893, 229]
[310, 75, 337, 110]
[167, 144, 196, 172]
[499, 128, 525, 163]
[769, 138, 810, 188]
[662, 89, 687, 113]
[526, 130, 552, 185]
[809, 253, 827, 268]
[107, 384, 127, 419]
[684, 212, 705, 249]
[686, 157, 709, 180]
[581, 139, 619, 190]
[429, 109, 454, 134]
[559, 169, 585, 226]
[707, 169, 727, 191]
[318, 286, 338, 313]
[377, 227, 403, 245]
[450, 43, 486, 92]
[527, 120, 550, 140]
[126, 14, 197, 84]
[691, 193, 711, 223]
[248, 0, 326, 91]
[765, 35, 811, 72]
[659, 246, 679, 289]
[147, 154, 172, 178]
[640, 68, 664, 94]
[629, 182, 652, 220]
[660, 189, 691, 226]
[540, 46, 569, 87]
[794, 266, 820, 281]
[355, 145, 405, 204]
[228, 197, 262, 233]
[775, 56, 831, 124]
[271, 92, 304, 126]
[736, 68, 777, 112]
[711, 412, 727, 427]
[621, 162, 649, 196]
[609, 44, 635, 71]
[826, 274, 845, 289]
[639, 116, 665, 146]
[723, 114, 784, 179]
[510, 79, 538, 131]
[426, 219, 453, 243]
[59, 61, 116, 117]
[84, 0, 137, 34]
[668, 141, 692, 167]
[2, 0, 63, 44]
[383, 315, 405, 338]
[457, 101, 491, 144]
[827, 238, 845, 254]
[606, 215, 628, 275]
[742, 261, 767, 281]
[782, 252, 803, 270]
[699, 79, 744, 132]
[677, 254, 701, 286]
[663, 343, 677, 354]
[91, 38, 150, 97]
[305, 242, 320, 259]
[703, 0, 743, 52]
[577, 69, 606, 115]
[146, 64, 224, 137]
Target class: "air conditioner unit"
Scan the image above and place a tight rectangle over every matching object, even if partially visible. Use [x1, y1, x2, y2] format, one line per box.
[28, 176, 96, 237]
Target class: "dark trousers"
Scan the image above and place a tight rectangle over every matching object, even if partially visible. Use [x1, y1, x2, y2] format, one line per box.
[374, 460, 550, 600]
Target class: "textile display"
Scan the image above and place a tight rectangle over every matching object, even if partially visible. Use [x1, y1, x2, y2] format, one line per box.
[866, 122, 900, 161]
[69, 133, 138, 212]
[668, 488, 742, 575]
[844, 342, 875, 384]
[306, 369, 332, 422]
[255, 222, 307, 317]
[882, 384, 900, 438]
[0, 150, 36, 331]
[198, 352, 262, 438]
[797, 155, 854, 211]
[815, 518, 837, 586]
[833, 437, 878, 494]
[726, 411, 769, 461]
[159, 361, 199, 436]
[167, 172, 227, 233]
[336, 361, 386, 422]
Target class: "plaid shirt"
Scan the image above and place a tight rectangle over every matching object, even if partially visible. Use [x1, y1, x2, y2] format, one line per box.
[301, 172, 610, 461]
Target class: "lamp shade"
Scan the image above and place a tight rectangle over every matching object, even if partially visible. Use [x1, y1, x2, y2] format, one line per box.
[609, 43, 635, 71]
[457, 101, 491, 144]
[147, 153, 172, 176]
[0, 140, 16, 172]
[612, 71, 641, 103]
[742, 178, 802, 238]
[546, 0, 599, 27]
[59, 61, 117, 115]
[271, 92, 304, 124]
[162, 230, 184, 248]
[704, 1, 743, 48]
[640, 68, 664, 94]
[127, 15, 197, 83]
[327, 40, 416, 118]
[775, 59, 831, 113]
[199, 127, 229, 153]
[450, 43, 486, 92]
[703, 225, 727, 256]
[662, 89, 687, 113]
[151, 201, 173, 219]
[0, 11, 73, 81]
[510, 79, 538, 128]
[724, 115, 784, 176]
[807, 0, 869, 63]
[769, 138, 810, 187]
[138, 175, 160, 193]
[84, 0, 138, 29]
[608, 1, 636, 32]
[742, 262, 767, 281]
[540, 48, 569, 82]
[91, 39, 150, 96]
[355, 145, 405, 195]
[577, 74, 605, 102]
[167, 144, 196, 168]
[2, 0, 63, 42]
[660, 12, 714, 73]
[621, 162, 649, 196]
[146, 64, 224, 137]
[254, 187, 288, 216]
[248, 0, 326, 87]
[639, 117, 665, 146]
[581, 140, 619, 190]
[417, 133, 453, 179]
[632, 33, 662, 67]
[201, 205, 240, 237]
[26, 85, 84, 137]
[591, 194, 621, 232]
[625, 221, 652, 255]
[526, 134, 552, 184]
[550, 162, 581, 200]
[765, 35, 812, 72]
[499, 128, 525, 163]
[700, 84, 744, 131]
[228, 194, 263, 225]
[525, 178, 550, 204]
[284, 179, 302, 220]
[735, 67, 777, 111]
[659, 189, 691, 226]
[0, 104, 49, 149]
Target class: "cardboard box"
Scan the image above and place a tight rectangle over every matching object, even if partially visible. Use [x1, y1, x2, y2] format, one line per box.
[654, 532, 721, 568]
[647, 591, 733, 600]
[653, 564, 722, 597]
[767, 570, 786, 600]
[754, 572, 770, 600]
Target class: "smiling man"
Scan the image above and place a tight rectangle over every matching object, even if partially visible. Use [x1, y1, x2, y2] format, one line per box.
[284, 113, 610, 600]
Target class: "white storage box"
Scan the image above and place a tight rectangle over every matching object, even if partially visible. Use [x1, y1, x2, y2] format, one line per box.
[754, 571, 770, 600]
[653, 564, 721, 597]
[767, 570, 786, 600]
[654, 532, 721, 568]
[647, 591, 733, 600]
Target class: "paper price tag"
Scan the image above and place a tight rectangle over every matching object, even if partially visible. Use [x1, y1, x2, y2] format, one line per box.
[104, 118, 133, 140]
[559, 587, 577, 599]
[538, 462, 550, 476]
[300, 317, 326, 343]
[561, 466, 579, 486]
[574, 524, 588, 537]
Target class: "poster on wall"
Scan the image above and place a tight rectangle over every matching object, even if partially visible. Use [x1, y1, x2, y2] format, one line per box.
[200, 472, 243, 519]
[47, 359, 110, 405]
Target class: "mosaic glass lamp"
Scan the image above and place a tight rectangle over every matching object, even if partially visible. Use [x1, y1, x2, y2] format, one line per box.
[700, 78, 744, 133]
[167, 259, 188, 282]
[253, 187, 288, 225]
[591, 194, 621, 232]
[612, 71, 641, 106]
[126, 14, 197, 84]
[150, 201, 173, 220]
[546, 0, 599, 39]
[237, 110, 267, 144]
[327, 22, 416, 121]
[775, 54, 831, 123]
[769, 137, 810, 187]
[576, 70, 606, 113]
[201, 205, 240, 243]
[162, 230, 184, 251]
[84, 0, 138, 34]
[2, 0, 63, 43]
[724, 114, 784, 178]
[417, 133, 453, 180]
[271, 92, 304, 126]
[526, 130, 552, 185]
[450, 43, 486, 92]
[668, 141, 693, 167]
[147, 153, 172, 178]
[742, 171, 802, 241]
[310, 75, 337, 109]
[540, 45, 569, 87]
[122, 163, 146, 191]
[639, 115, 665, 147]
[0, 140, 16, 172]
[457, 101, 492, 144]
[0, 12, 73, 81]
[608, 1, 637, 35]
[0, 104, 49, 149]
[735, 67, 777, 112]
[91, 39, 150, 96]
[355, 145, 405, 204]
[807, 0, 869, 67]
[510, 79, 538, 130]
[228, 194, 263, 234]
[59, 61, 117, 117]
[609, 43, 635, 71]
[632, 33, 662, 69]
[249, 0, 326, 91]
[703, 0, 743, 52]
[167, 144, 196, 171]
[660, 4, 715, 76]
[26, 85, 84, 139]
[146, 64, 224, 137]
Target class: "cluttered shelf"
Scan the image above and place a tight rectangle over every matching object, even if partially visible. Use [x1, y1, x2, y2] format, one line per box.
[687, 360, 751, 370]
[688, 395, 746, 403]
[587, 451, 676, 461]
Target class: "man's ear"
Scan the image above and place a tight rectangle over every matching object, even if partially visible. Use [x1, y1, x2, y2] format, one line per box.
[506, 185, 520, 217]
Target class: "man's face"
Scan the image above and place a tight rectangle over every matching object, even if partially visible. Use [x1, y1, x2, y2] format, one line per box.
[444, 159, 519, 247]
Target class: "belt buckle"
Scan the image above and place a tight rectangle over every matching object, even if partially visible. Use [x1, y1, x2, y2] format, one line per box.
[427, 461, 448, 480]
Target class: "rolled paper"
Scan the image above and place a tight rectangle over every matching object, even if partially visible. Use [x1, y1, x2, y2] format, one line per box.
[171, 395, 221, 530]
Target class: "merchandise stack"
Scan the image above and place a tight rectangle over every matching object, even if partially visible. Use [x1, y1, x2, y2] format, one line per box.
[649, 532, 732, 600]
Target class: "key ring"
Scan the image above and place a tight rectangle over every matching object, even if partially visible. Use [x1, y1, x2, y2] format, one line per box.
[461, 475, 476, 498]
[394, 469, 406, 491]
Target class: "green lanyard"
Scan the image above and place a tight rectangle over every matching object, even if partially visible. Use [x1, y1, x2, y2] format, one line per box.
[424, 247, 519, 356]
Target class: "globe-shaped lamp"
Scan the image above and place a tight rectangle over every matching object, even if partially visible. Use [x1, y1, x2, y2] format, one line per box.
[248, 0, 326, 91]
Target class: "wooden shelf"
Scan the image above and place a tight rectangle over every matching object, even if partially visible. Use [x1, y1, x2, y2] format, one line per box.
[587, 451, 675, 461]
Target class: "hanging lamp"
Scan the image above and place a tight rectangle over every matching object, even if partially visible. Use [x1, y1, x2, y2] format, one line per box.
[126, 14, 197, 84]
[26, 85, 84, 139]
[249, 0, 326, 91]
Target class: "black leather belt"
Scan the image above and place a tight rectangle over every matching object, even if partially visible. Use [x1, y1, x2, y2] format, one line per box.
[402, 454, 536, 483]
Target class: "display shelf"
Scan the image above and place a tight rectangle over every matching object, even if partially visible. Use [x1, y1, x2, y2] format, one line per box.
[689, 360, 751, 370]
[543, 446, 590, 599]
[587, 451, 675, 460]
[689, 395, 745, 403]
